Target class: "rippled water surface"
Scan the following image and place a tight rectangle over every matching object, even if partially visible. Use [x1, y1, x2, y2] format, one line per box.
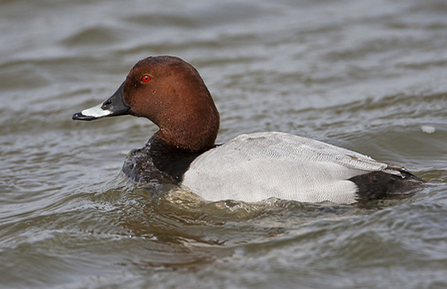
[1, 0, 447, 288]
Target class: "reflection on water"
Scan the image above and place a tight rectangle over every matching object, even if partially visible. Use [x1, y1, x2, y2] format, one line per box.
[1, 0, 447, 288]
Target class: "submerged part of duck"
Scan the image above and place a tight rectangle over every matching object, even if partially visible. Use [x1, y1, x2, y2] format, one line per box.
[72, 55, 428, 204]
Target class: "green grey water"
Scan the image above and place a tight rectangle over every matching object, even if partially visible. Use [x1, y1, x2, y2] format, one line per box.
[1, 0, 447, 288]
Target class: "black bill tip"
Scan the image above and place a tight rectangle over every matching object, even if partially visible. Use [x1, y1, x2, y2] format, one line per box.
[72, 112, 97, 121]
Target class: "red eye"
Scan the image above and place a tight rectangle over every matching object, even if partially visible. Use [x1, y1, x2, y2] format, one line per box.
[141, 75, 151, 83]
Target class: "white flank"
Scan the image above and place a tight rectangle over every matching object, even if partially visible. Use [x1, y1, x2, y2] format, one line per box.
[181, 132, 391, 204]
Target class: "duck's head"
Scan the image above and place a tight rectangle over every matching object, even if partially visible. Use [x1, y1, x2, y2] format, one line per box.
[73, 56, 220, 152]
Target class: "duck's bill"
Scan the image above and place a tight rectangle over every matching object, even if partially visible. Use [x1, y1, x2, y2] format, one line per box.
[72, 82, 130, 121]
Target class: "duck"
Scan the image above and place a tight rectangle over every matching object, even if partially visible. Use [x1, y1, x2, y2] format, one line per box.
[72, 55, 428, 204]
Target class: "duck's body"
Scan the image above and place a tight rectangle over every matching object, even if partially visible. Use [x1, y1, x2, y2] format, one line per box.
[182, 132, 424, 203]
[73, 55, 428, 204]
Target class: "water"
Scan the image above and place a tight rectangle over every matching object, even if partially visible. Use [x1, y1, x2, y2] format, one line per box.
[1, 0, 447, 288]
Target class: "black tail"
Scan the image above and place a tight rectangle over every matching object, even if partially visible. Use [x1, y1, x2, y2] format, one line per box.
[349, 170, 426, 202]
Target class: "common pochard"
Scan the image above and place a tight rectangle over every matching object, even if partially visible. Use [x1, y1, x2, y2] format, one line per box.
[73, 56, 428, 204]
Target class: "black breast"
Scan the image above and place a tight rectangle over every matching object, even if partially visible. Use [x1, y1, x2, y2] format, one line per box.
[122, 134, 204, 184]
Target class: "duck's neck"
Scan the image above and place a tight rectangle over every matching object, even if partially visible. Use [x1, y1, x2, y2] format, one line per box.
[156, 103, 220, 153]
[157, 124, 218, 153]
